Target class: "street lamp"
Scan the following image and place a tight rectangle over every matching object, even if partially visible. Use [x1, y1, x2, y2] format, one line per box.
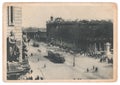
[71, 50, 76, 67]
[73, 54, 75, 67]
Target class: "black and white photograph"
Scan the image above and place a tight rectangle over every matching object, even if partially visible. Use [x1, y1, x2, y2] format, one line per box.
[3, 3, 117, 82]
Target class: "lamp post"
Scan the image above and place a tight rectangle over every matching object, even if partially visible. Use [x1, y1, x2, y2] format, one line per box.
[73, 54, 75, 67]
[71, 50, 76, 67]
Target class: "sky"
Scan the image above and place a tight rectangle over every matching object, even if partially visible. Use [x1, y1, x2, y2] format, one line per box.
[21, 3, 115, 28]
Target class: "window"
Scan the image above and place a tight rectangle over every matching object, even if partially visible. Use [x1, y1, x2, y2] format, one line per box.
[8, 6, 14, 26]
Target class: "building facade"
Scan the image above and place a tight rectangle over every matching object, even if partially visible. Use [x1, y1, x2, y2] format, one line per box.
[23, 27, 47, 42]
[7, 6, 23, 62]
[46, 17, 113, 55]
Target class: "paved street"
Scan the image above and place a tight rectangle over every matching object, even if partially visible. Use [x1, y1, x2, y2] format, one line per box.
[19, 41, 113, 80]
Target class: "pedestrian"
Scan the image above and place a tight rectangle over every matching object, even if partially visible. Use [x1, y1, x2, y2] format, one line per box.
[35, 75, 39, 80]
[44, 64, 46, 68]
[30, 76, 33, 80]
[31, 53, 33, 57]
[95, 67, 98, 72]
[100, 58, 102, 62]
[27, 37, 31, 46]
[30, 69, 33, 74]
[40, 77, 43, 80]
[93, 66, 95, 70]
[87, 68, 89, 72]
[38, 58, 39, 61]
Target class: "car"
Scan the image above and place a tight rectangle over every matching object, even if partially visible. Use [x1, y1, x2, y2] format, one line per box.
[33, 42, 39, 47]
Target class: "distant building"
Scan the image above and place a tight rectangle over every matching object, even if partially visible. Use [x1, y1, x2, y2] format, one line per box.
[23, 27, 47, 42]
[46, 17, 113, 55]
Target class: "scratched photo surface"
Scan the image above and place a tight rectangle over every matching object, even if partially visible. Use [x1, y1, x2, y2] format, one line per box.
[3, 3, 117, 82]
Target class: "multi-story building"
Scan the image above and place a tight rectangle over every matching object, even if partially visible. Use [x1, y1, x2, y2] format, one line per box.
[6, 6, 30, 80]
[46, 17, 113, 55]
[7, 6, 22, 62]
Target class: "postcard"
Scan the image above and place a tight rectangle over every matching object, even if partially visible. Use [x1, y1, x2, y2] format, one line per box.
[3, 2, 117, 82]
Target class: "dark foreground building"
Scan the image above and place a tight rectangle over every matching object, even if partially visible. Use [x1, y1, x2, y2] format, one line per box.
[7, 6, 30, 80]
[46, 17, 113, 56]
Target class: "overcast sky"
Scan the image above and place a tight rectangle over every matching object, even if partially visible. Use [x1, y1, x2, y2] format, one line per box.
[21, 3, 114, 28]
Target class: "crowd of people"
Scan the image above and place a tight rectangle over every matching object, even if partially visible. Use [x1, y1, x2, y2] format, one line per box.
[86, 66, 98, 73]
[18, 69, 44, 80]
